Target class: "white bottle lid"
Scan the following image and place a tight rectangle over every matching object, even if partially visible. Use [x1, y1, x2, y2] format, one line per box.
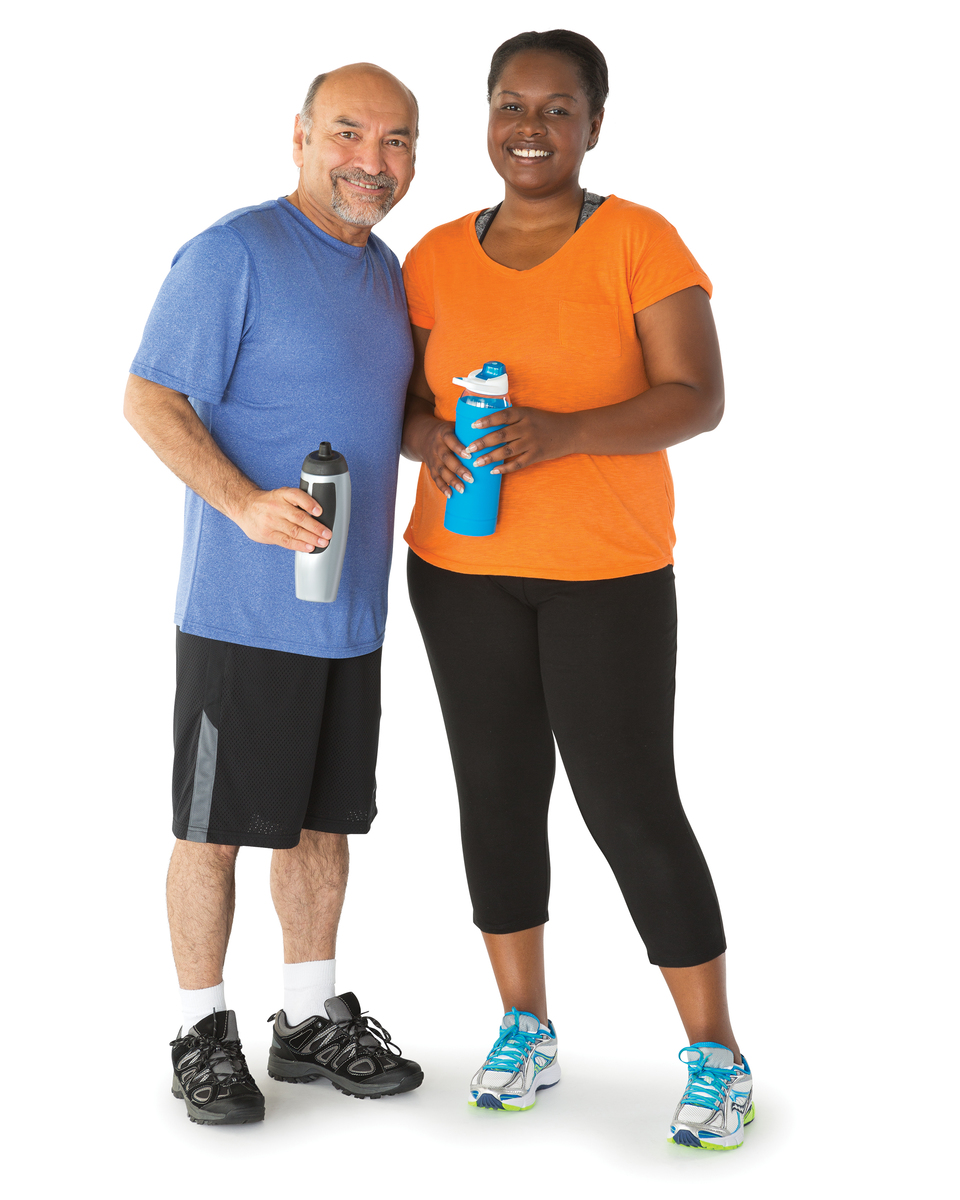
[452, 362, 509, 397]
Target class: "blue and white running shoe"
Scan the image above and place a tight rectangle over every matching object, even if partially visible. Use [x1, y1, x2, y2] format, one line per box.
[669, 1042, 754, 1149]
[469, 1009, 560, 1111]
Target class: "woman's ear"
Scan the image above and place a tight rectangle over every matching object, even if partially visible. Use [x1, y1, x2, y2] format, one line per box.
[587, 107, 604, 151]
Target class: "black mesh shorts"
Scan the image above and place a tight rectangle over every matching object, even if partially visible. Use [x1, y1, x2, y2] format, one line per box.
[172, 630, 381, 848]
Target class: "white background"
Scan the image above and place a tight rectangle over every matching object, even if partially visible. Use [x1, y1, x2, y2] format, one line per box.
[3, 0, 955, 1196]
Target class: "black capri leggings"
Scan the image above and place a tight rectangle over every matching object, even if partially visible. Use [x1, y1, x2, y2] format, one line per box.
[407, 550, 726, 968]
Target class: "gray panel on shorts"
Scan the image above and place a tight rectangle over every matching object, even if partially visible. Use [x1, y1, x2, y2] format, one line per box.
[185, 711, 218, 842]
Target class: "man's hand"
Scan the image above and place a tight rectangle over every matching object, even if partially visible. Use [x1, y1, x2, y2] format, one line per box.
[233, 486, 332, 552]
[124, 375, 331, 552]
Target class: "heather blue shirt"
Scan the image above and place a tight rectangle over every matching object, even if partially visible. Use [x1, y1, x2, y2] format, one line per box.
[132, 199, 412, 658]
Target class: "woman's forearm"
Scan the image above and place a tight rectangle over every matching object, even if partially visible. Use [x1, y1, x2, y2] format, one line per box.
[563, 379, 724, 457]
[400, 393, 442, 461]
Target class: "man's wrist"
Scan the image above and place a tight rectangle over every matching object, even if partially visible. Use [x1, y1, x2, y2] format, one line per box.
[222, 478, 262, 525]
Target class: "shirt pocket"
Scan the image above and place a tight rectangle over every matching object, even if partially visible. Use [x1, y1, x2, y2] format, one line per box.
[559, 300, 621, 358]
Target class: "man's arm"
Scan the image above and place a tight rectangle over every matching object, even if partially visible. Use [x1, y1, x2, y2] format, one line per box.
[123, 374, 332, 553]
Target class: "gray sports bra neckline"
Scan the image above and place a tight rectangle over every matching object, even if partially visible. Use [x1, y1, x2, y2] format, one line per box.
[475, 191, 606, 244]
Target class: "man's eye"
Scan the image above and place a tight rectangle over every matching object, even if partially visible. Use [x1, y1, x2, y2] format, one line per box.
[340, 131, 357, 139]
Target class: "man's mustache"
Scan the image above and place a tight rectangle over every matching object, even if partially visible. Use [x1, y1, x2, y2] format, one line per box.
[331, 168, 398, 194]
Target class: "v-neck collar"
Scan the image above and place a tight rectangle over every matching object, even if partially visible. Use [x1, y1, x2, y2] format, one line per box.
[468, 193, 616, 276]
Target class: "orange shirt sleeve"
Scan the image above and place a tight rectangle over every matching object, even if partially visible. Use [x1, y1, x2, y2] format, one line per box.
[627, 218, 712, 314]
[402, 241, 436, 330]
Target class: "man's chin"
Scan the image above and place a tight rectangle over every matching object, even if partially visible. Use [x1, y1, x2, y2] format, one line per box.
[336, 204, 391, 225]
[331, 189, 395, 228]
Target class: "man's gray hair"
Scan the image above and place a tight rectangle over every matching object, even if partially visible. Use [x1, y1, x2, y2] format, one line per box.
[298, 70, 419, 142]
[299, 72, 327, 138]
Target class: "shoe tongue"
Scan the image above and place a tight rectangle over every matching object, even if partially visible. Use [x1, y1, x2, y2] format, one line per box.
[190, 1009, 238, 1041]
[502, 1010, 541, 1034]
[324, 992, 362, 1023]
[691, 1042, 735, 1070]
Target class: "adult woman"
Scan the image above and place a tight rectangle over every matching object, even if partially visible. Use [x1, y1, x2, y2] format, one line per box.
[401, 30, 753, 1149]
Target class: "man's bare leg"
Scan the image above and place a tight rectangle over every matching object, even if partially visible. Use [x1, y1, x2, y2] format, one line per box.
[271, 830, 349, 963]
[660, 952, 741, 1062]
[167, 839, 240, 989]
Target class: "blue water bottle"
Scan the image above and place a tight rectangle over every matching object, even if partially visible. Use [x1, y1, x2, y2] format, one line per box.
[444, 361, 511, 537]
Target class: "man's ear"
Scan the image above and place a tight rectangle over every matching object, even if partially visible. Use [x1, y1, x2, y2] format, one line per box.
[292, 114, 307, 168]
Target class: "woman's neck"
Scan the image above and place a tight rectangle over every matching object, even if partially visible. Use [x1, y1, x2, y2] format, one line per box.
[497, 179, 585, 233]
[480, 179, 587, 272]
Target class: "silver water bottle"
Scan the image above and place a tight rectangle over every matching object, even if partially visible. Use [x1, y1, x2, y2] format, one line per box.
[295, 442, 351, 603]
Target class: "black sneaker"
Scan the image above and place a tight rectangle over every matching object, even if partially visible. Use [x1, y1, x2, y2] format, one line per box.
[267, 992, 423, 1098]
[170, 1010, 265, 1125]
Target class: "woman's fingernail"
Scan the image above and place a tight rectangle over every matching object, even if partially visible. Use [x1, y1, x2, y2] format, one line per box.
[456, 484, 464, 494]
[463, 473, 474, 484]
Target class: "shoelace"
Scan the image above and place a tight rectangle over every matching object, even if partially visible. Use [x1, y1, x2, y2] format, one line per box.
[171, 1034, 251, 1086]
[484, 1009, 541, 1074]
[678, 1046, 738, 1111]
[333, 1012, 402, 1057]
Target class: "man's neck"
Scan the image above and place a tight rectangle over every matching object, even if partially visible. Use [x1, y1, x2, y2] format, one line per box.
[285, 187, 372, 248]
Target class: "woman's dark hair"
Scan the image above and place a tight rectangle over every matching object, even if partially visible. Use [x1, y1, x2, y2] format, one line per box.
[487, 30, 609, 118]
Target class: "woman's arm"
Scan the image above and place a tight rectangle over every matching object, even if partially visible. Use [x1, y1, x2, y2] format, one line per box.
[401, 325, 475, 499]
[467, 286, 724, 473]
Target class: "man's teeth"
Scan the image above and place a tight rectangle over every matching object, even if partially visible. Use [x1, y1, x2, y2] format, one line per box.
[511, 148, 551, 158]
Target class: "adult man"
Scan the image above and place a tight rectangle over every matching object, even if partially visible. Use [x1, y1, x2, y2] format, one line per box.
[125, 63, 421, 1125]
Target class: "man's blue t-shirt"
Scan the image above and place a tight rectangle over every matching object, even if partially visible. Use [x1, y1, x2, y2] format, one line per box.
[132, 198, 413, 658]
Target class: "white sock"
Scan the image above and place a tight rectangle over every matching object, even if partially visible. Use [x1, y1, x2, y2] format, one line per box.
[282, 959, 336, 1025]
[179, 981, 226, 1033]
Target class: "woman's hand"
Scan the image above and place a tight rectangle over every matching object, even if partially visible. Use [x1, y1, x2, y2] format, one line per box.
[418, 417, 474, 500]
[465, 406, 575, 474]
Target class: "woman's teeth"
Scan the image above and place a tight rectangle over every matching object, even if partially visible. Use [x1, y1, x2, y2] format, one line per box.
[511, 148, 551, 158]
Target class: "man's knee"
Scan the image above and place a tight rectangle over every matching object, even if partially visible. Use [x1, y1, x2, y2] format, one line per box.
[172, 838, 240, 866]
[298, 830, 347, 850]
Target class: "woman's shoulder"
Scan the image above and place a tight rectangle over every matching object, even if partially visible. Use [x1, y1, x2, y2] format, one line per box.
[598, 195, 677, 240]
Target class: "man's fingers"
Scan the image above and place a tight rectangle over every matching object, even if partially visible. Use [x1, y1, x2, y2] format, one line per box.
[277, 518, 330, 551]
[294, 513, 333, 542]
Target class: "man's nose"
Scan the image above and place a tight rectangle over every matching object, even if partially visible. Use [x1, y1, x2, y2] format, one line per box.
[351, 142, 387, 178]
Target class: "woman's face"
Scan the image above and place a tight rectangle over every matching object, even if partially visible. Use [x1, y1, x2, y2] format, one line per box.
[487, 50, 602, 196]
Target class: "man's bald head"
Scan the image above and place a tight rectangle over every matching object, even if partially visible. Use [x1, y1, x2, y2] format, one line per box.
[299, 63, 419, 142]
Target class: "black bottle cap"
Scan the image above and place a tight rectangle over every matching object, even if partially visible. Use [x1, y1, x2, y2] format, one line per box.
[301, 442, 349, 476]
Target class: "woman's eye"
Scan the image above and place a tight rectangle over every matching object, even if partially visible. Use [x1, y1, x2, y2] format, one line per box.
[546, 108, 569, 116]
[501, 104, 521, 112]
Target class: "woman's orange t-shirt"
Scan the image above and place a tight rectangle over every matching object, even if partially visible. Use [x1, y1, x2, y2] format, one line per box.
[402, 196, 712, 581]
